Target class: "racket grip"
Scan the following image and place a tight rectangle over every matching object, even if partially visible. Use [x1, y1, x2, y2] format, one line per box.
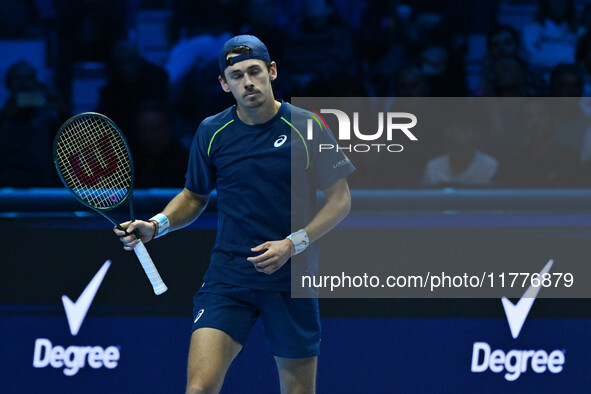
[133, 240, 168, 295]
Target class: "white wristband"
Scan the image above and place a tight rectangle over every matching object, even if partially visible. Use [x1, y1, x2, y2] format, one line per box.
[287, 229, 309, 255]
[150, 213, 170, 238]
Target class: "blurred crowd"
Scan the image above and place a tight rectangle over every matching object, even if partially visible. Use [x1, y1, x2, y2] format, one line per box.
[2, 0, 591, 189]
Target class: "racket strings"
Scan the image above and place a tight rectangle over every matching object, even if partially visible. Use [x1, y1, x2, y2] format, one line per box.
[56, 115, 132, 209]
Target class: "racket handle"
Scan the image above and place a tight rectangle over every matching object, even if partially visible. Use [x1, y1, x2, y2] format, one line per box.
[133, 240, 168, 295]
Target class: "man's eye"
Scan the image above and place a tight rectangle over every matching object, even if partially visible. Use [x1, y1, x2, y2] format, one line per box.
[231, 73, 242, 80]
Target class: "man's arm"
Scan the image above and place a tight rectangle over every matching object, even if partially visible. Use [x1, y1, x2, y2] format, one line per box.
[248, 178, 351, 274]
[161, 187, 210, 231]
[302, 177, 351, 243]
[114, 188, 209, 250]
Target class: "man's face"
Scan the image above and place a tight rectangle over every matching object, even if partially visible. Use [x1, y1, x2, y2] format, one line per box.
[489, 30, 517, 59]
[522, 101, 553, 141]
[446, 122, 478, 152]
[218, 57, 277, 109]
[9, 63, 37, 92]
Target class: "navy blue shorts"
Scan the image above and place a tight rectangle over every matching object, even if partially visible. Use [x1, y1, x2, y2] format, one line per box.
[191, 281, 320, 358]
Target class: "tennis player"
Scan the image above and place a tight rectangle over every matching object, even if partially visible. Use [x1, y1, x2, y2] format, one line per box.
[115, 35, 355, 394]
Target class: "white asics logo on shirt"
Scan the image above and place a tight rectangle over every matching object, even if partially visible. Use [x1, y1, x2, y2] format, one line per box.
[194, 309, 204, 323]
[274, 135, 287, 147]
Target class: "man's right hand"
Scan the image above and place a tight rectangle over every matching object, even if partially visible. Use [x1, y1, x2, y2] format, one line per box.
[113, 220, 156, 251]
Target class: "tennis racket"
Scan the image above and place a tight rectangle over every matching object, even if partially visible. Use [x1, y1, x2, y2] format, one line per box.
[53, 112, 167, 295]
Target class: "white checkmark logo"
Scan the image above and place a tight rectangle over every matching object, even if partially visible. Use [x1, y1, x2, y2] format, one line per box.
[62, 260, 111, 336]
[501, 259, 553, 339]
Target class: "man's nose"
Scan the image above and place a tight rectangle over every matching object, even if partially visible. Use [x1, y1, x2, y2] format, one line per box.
[243, 73, 254, 88]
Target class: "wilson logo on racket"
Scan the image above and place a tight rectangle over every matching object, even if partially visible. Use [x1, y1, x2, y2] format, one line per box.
[68, 134, 118, 187]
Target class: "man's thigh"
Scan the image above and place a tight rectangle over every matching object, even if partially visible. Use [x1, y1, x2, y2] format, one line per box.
[187, 282, 259, 393]
[258, 292, 321, 358]
[186, 327, 242, 394]
[191, 282, 259, 343]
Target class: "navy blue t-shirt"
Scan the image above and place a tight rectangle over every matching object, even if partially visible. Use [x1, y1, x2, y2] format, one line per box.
[185, 101, 355, 291]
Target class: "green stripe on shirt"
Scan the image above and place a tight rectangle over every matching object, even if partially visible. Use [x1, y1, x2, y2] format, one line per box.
[280, 117, 310, 170]
[207, 119, 235, 156]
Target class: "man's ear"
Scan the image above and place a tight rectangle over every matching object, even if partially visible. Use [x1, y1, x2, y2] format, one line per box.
[218, 75, 231, 93]
[269, 61, 278, 81]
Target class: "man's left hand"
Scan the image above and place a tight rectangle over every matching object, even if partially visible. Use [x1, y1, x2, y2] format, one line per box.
[247, 239, 295, 275]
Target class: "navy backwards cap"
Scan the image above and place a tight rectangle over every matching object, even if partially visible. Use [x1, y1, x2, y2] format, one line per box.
[219, 35, 271, 74]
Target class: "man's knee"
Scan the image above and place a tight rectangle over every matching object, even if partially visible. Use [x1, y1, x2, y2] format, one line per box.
[185, 374, 224, 394]
[279, 374, 315, 394]
[276, 356, 317, 394]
